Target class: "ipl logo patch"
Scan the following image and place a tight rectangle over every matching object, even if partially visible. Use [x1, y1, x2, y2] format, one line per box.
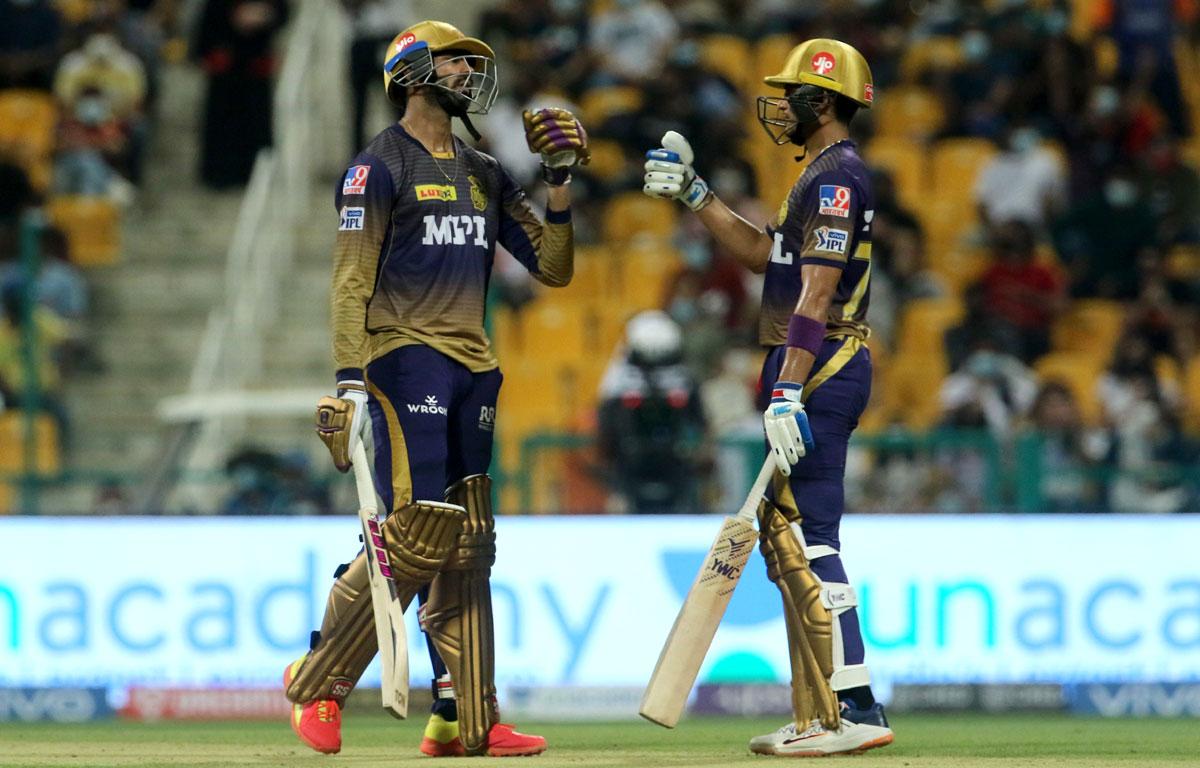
[818, 185, 851, 218]
[468, 175, 488, 212]
[814, 226, 849, 254]
[339, 206, 365, 231]
[811, 52, 836, 76]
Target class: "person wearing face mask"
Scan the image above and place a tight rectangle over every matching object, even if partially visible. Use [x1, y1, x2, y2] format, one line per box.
[1053, 165, 1158, 299]
[974, 123, 1068, 234]
[643, 39, 892, 757]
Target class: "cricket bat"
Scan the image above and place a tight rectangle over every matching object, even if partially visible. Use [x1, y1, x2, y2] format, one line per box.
[352, 440, 410, 719]
[640, 458, 776, 728]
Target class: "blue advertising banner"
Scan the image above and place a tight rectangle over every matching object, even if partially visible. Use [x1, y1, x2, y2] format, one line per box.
[1, 516, 1197, 700]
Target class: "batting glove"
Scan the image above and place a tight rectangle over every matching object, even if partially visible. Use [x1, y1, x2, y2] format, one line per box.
[763, 382, 815, 476]
[523, 107, 590, 185]
[643, 130, 713, 211]
[315, 380, 369, 473]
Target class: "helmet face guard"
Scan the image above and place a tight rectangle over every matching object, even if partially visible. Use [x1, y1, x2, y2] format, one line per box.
[384, 41, 498, 115]
[756, 85, 830, 145]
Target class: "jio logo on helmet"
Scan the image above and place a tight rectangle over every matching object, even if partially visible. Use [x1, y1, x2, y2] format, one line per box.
[811, 52, 836, 75]
[395, 32, 417, 53]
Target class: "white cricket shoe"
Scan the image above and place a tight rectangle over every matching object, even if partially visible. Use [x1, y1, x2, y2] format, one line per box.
[748, 703, 894, 757]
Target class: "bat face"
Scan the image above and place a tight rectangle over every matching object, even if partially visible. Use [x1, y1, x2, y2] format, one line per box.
[697, 521, 757, 591]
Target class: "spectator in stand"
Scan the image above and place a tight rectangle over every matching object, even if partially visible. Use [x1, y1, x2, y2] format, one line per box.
[1024, 380, 1108, 512]
[977, 220, 1065, 364]
[1015, 2, 1095, 139]
[0, 0, 63, 91]
[53, 84, 137, 202]
[1098, 0, 1195, 137]
[342, 0, 412, 153]
[0, 227, 86, 321]
[1064, 85, 1129, 202]
[587, 0, 677, 86]
[975, 123, 1068, 235]
[944, 281, 1022, 372]
[938, 331, 1039, 441]
[193, 0, 288, 189]
[940, 21, 1016, 139]
[55, 31, 148, 186]
[1053, 164, 1158, 299]
[1126, 247, 1196, 361]
[1140, 134, 1200, 245]
[1098, 328, 1195, 513]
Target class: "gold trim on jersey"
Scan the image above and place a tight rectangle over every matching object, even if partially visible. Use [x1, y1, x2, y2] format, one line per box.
[842, 255, 872, 321]
[367, 380, 414, 509]
[415, 184, 458, 202]
[802, 336, 863, 402]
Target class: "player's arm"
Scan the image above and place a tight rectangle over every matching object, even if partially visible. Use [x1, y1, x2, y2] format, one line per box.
[318, 157, 393, 471]
[643, 131, 771, 274]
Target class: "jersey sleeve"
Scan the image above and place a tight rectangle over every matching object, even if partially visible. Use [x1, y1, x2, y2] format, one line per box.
[330, 155, 394, 381]
[497, 165, 574, 287]
[792, 169, 861, 270]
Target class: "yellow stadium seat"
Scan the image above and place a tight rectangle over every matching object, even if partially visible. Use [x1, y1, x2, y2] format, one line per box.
[1185, 355, 1200, 433]
[1093, 36, 1119, 80]
[930, 138, 998, 199]
[522, 301, 588, 365]
[46, 196, 121, 266]
[618, 239, 683, 310]
[899, 36, 964, 82]
[926, 246, 990, 294]
[701, 35, 753, 92]
[602, 192, 678, 243]
[579, 86, 643, 127]
[0, 482, 12, 514]
[896, 297, 964, 356]
[864, 136, 926, 213]
[874, 86, 945, 141]
[583, 138, 629, 183]
[1069, 0, 1103, 41]
[0, 90, 58, 161]
[1166, 244, 1200, 280]
[880, 352, 950, 430]
[1034, 351, 1106, 425]
[1050, 299, 1124, 359]
[0, 411, 61, 475]
[754, 35, 799, 87]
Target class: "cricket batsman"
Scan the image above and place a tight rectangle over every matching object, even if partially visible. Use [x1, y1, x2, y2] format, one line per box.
[644, 39, 893, 756]
[284, 20, 588, 757]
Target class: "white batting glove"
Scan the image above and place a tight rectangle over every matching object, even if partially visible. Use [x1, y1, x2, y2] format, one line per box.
[763, 382, 815, 476]
[643, 130, 713, 211]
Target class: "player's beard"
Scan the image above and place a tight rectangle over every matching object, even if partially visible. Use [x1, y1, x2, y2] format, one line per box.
[433, 86, 470, 117]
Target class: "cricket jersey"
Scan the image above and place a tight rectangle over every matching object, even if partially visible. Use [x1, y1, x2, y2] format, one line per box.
[329, 123, 573, 380]
[759, 140, 874, 346]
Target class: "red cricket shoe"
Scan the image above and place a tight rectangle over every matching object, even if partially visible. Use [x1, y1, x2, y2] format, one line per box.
[485, 723, 547, 757]
[283, 658, 342, 754]
[420, 713, 465, 757]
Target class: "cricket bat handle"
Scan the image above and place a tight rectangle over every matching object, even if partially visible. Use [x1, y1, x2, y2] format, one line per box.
[735, 458, 776, 522]
[352, 441, 376, 511]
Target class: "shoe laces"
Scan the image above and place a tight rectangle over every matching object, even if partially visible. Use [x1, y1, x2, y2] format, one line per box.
[794, 719, 826, 738]
[315, 700, 336, 723]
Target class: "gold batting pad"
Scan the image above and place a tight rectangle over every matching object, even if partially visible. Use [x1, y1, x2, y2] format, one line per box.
[315, 395, 358, 473]
[422, 474, 499, 756]
[285, 501, 466, 704]
[757, 498, 841, 731]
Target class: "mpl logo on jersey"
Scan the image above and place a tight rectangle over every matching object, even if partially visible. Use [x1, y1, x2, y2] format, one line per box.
[811, 52, 836, 76]
[814, 226, 849, 255]
[339, 206, 364, 231]
[343, 165, 370, 195]
[818, 185, 851, 218]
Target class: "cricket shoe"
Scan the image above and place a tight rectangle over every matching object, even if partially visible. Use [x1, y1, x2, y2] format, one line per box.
[748, 703, 893, 757]
[283, 657, 342, 754]
[420, 716, 547, 757]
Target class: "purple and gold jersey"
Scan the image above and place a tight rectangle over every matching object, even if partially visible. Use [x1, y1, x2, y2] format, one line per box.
[759, 140, 873, 345]
[330, 124, 572, 377]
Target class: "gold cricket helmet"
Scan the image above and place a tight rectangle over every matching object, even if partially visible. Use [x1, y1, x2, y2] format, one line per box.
[764, 38, 874, 107]
[382, 20, 498, 113]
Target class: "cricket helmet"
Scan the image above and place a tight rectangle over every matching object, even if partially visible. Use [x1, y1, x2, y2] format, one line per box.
[382, 20, 498, 115]
[757, 39, 873, 145]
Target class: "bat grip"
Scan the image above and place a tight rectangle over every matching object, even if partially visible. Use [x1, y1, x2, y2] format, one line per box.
[351, 440, 378, 513]
[734, 458, 775, 522]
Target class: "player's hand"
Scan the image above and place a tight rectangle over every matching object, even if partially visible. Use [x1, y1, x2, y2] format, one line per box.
[523, 107, 590, 177]
[315, 380, 369, 473]
[644, 130, 713, 211]
[763, 382, 814, 476]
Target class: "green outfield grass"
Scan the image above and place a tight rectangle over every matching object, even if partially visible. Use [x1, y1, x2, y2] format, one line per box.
[0, 713, 1196, 767]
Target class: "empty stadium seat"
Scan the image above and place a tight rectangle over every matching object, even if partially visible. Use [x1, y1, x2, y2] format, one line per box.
[926, 245, 990, 294]
[930, 138, 998, 199]
[618, 239, 683, 309]
[899, 36, 964, 82]
[579, 86, 643, 127]
[754, 35, 798, 86]
[874, 86, 945, 141]
[1050, 299, 1124, 360]
[602, 192, 678, 242]
[46, 196, 121, 265]
[582, 138, 629, 183]
[1033, 352, 1106, 425]
[701, 35, 753, 92]
[878, 352, 950, 430]
[896, 297, 964, 357]
[864, 136, 927, 212]
[1186, 355, 1200, 432]
[0, 411, 62, 475]
[0, 90, 58, 161]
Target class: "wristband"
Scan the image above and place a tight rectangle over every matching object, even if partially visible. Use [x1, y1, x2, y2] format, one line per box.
[786, 314, 825, 355]
[542, 164, 571, 186]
